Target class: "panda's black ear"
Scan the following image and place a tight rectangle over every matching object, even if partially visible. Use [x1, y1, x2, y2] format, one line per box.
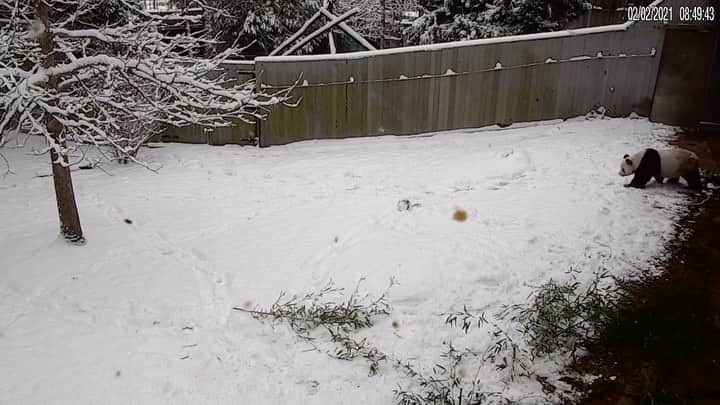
[623, 154, 629, 159]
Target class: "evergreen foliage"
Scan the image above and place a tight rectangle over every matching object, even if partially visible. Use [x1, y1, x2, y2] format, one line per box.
[200, 0, 323, 55]
[405, 0, 587, 45]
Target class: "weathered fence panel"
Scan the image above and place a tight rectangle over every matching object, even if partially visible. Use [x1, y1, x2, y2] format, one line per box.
[255, 18, 667, 146]
[157, 60, 257, 145]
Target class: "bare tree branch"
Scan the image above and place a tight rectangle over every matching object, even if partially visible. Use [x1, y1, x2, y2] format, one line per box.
[1, 0, 291, 166]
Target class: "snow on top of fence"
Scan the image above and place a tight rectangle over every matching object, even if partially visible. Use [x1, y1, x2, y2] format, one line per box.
[256, 23, 632, 63]
[256, 0, 666, 64]
[220, 60, 256, 66]
[259, 48, 657, 89]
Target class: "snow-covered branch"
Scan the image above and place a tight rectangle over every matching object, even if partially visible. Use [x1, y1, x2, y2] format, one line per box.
[332, 0, 419, 39]
[1, 0, 290, 166]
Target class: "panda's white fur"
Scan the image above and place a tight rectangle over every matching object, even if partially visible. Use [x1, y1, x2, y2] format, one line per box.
[619, 148, 701, 190]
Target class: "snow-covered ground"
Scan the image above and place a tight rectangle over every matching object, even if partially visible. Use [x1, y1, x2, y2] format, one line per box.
[0, 117, 690, 404]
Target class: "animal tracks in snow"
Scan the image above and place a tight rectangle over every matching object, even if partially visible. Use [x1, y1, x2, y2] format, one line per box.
[85, 192, 231, 329]
[304, 207, 397, 285]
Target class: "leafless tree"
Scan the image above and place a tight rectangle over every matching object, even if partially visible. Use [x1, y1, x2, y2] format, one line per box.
[332, 0, 419, 43]
[0, 0, 291, 243]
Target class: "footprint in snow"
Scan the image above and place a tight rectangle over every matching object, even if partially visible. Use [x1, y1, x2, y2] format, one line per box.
[298, 380, 320, 395]
[183, 160, 203, 169]
[191, 248, 208, 261]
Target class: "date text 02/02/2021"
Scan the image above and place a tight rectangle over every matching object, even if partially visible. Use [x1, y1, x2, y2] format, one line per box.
[626, 5, 716, 23]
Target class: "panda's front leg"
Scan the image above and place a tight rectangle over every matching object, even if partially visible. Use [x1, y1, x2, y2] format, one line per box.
[626, 174, 649, 188]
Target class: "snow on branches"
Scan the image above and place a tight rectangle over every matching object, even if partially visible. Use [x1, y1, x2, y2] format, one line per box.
[199, 0, 324, 56]
[404, 0, 587, 46]
[0, 0, 290, 165]
[332, 0, 420, 41]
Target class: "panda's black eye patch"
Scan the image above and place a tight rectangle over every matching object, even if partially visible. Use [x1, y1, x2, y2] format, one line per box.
[625, 158, 632, 165]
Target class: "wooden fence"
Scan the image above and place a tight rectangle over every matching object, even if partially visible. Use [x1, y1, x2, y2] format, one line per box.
[157, 60, 257, 145]
[159, 0, 715, 147]
[255, 17, 667, 146]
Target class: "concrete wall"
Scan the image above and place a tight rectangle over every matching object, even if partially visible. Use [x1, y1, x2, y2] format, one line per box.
[649, 0, 719, 125]
[663, 0, 719, 27]
[255, 18, 668, 146]
[567, 0, 718, 28]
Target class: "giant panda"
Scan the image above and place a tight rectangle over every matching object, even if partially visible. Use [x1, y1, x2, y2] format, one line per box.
[619, 148, 701, 191]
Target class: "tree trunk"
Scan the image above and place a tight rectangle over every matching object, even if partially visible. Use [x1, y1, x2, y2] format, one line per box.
[36, 0, 85, 243]
[380, 0, 386, 49]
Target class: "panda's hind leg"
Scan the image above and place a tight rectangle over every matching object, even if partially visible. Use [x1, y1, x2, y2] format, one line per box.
[683, 169, 702, 191]
[655, 175, 664, 185]
[666, 177, 679, 184]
